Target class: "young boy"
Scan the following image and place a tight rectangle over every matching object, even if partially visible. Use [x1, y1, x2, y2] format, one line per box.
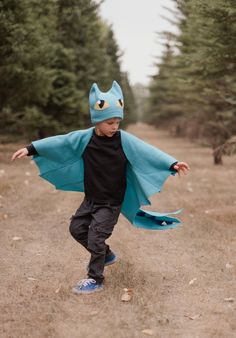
[12, 81, 190, 294]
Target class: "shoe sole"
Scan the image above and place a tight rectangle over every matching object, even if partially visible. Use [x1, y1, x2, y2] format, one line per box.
[104, 257, 118, 266]
[72, 286, 104, 295]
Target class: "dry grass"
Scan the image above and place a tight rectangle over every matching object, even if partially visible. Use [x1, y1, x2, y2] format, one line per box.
[0, 123, 235, 338]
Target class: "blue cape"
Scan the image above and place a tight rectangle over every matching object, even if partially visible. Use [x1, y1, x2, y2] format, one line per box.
[32, 127, 182, 230]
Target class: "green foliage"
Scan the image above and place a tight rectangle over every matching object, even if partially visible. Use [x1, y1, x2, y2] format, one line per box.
[0, 0, 136, 141]
[146, 0, 236, 156]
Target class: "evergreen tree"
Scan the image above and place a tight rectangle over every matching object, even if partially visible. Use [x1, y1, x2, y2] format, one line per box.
[147, 0, 236, 164]
[0, 0, 137, 140]
[0, 0, 58, 139]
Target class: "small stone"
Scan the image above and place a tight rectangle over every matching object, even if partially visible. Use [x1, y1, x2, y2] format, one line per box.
[189, 278, 197, 285]
[142, 329, 153, 336]
[12, 236, 22, 241]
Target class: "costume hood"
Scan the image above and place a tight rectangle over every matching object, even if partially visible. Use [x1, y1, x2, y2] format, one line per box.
[89, 81, 124, 124]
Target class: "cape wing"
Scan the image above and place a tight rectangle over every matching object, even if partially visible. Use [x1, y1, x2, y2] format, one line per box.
[32, 127, 94, 191]
[120, 130, 182, 230]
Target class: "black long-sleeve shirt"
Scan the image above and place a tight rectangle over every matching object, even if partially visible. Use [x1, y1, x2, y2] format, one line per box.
[82, 129, 128, 204]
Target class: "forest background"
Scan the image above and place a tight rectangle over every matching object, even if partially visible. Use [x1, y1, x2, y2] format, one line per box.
[0, 0, 236, 164]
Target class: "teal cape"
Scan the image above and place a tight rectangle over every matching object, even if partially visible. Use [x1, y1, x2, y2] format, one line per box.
[32, 127, 182, 230]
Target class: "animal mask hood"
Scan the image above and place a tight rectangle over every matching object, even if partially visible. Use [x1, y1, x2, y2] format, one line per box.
[89, 80, 124, 124]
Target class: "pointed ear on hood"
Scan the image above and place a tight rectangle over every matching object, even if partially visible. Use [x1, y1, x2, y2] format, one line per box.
[89, 83, 100, 104]
[110, 80, 123, 99]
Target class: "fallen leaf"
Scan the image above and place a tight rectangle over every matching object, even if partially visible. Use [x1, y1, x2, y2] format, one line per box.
[121, 293, 131, 301]
[121, 288, 133, 302]
[142, 329, 153, 336]
[55, 285, 61, 293]
[189, 278, 197, 285]
[12, 236, 22, 241]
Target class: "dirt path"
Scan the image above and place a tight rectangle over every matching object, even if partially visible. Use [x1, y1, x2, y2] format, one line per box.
[0, 123, 235, 338]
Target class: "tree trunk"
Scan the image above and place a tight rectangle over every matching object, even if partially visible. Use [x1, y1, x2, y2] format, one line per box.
[213, 148, 223, 165]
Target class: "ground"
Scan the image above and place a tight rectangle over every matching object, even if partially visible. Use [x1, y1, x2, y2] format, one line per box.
[0, 123, 235, 338]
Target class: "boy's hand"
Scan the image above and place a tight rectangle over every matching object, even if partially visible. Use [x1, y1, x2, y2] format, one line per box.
[11, 148, 28, 161]
[173, 162, 190, 176]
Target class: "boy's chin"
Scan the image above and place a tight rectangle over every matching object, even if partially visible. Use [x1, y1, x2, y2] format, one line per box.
[102, 131, 115, 137]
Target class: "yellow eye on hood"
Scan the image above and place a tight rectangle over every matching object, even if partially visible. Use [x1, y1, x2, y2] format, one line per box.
[116, 99, 124, 108]
[94, 100, 110, 110]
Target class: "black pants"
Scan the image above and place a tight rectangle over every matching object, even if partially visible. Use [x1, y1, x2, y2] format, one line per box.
[69, 197, 122, 284]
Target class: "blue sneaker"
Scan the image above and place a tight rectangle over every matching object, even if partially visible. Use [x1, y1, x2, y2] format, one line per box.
[105, 252, 117, 266]
[86, 253, 118, 271]
[72, 278, 104, 294]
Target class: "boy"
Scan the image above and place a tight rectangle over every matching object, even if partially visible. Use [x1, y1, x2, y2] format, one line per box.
[12, 81, 190, 294]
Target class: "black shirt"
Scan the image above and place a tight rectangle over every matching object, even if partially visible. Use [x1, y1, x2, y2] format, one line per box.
[82, 128, 128, 205]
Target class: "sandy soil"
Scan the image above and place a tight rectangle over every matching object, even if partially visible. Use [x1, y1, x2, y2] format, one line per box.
[0, 123, 235, 338]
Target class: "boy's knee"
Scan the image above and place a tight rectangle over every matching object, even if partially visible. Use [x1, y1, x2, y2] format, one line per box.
[69, 218, 82, 238]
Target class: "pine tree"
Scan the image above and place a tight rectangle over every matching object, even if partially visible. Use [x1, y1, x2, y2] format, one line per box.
[147, 0, 236, 164]
[0, 0, 137, 140]
[0, 0, 59, 139]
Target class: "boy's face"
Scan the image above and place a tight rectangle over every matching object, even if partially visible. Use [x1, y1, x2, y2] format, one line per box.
[95, 117, 121, 137]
